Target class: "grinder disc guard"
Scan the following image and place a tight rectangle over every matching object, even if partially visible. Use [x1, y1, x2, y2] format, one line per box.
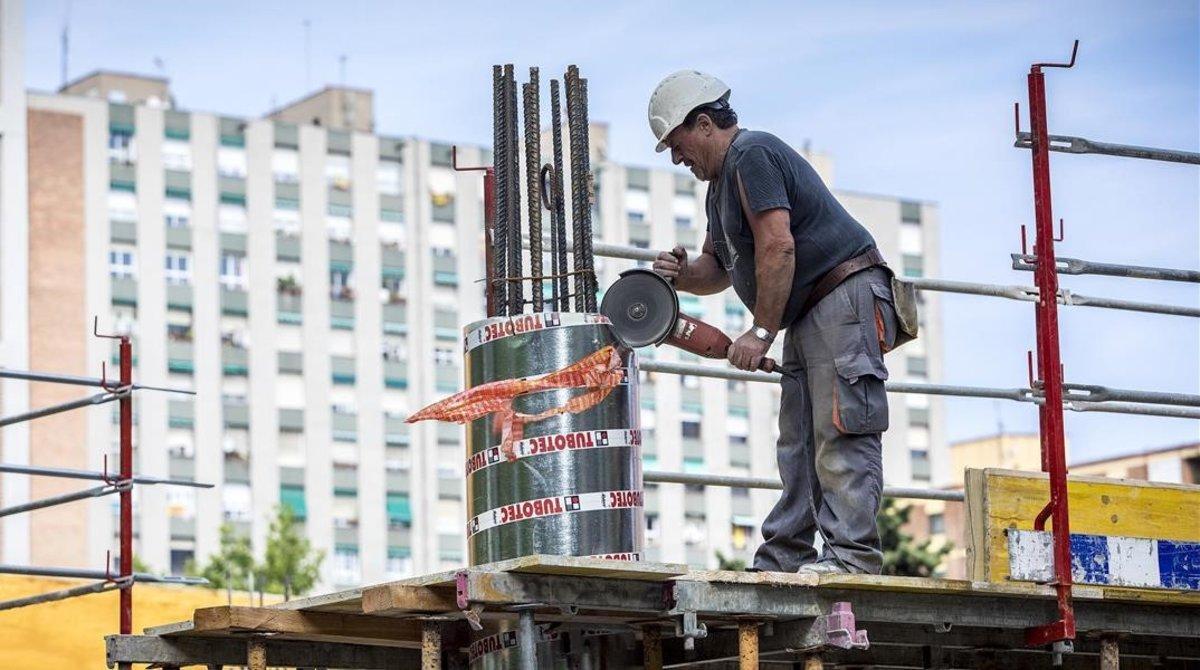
[600, 269, 679, 348]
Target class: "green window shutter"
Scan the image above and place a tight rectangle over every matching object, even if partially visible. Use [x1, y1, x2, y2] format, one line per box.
[386, 493, 412, 525]
[280, 485, 307, 520]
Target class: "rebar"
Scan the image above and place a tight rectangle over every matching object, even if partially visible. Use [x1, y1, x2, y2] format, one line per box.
[523, 69, 544, 312]
[566, 66, 587, 312]
[505, 64, 523, 315]
[1012, 254, 1200, 283]
[492, 65, 509, 316]
[1014, 131, 1200, 165]
[573, 67, 598, 312]
[550, 79, 571, 312]
[0, 463, 212, 488]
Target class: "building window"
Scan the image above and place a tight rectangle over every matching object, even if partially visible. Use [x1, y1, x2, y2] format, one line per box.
[332, 547, 361, 585]
[628, 211, 645, 224]
[219, 254, 246, 290]
[165, 252, 191, 285]
[109, 250, 136, 278]
[108, 132, 135, 165]
[674, 216, 693, 228]
[377, 161, 403, 195]
[162, 140, 192, 172]
[907, 356, 928, 379]
[900, 200, 922, 224]
[272, 150, 299, 184]
[326, 155, 352, 191]
[902, 254, 924, 278]
[681, 421, 701, 439]
[908, 406, 930, 428]
[929, 513, 945, 535]
[330, 268, 353, 299]
[911, 449, 931, 481]
[434, 347, 456, 366]
[217, 147, 247, 179]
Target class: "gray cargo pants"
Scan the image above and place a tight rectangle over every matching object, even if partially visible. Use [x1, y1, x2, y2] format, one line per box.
[752, 267, 897, 574]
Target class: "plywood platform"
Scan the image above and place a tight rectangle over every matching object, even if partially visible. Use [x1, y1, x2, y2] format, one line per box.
[122, 553, 1200, 668]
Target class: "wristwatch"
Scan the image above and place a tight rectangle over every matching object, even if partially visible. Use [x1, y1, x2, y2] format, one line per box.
[752, 326, 776, 344]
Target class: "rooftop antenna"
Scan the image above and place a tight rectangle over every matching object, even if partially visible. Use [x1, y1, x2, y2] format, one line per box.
[303, 19, 312, 92]
[59, 0, 72, 88]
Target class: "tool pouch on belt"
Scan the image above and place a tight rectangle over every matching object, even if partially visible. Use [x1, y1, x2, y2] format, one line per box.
[887, 271, 920, 350]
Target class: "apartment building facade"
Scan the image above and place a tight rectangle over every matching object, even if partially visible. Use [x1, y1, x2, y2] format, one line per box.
[0, 71, 942, 590]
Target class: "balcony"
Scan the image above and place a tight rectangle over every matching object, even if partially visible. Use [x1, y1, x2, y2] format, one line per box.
[384, 360, 408, 390]
[224, 455, 250, 484]
[729, 441, 751, 468]
[681, 387, 702, 414]
[332, 412, 357, 442]
[277, 290, 302, 325]
[167, 340, 194, 374]
[386, 468, 410, 492]
[223, 401, 249, 429]
[166, 225, 191, 250]
[220, 288, 248, 316]
[682, 437, 704, 460]
[329, 240, 354, 265]
[381, 245, 405, 274]
[333, 466, 358, 495]
[382, 303, 407, 335]
[111, 220, 137, 244]
[434, 366, 460, 393]
[334, 527, 359, 548]
[220, 232, 247, 255]
[330, 298, 355, 330]
[169, 399, 194, 429]
[331, 356, 356, 385]
[222, 344, 248, 376]
[275, 231, 301, 262]
[168, 453, 194, 481]
[384, 415, 410, 445]
[110, 163, 136, 192]
[437, 477, 462, 499]
[279, 408, 304, 432]
[685, 487, 706, 516]
[166, 284, 193, 312]
[111, 276, 137, 306]
[169, 517, 195, 541]
[277, 351, 303, 375]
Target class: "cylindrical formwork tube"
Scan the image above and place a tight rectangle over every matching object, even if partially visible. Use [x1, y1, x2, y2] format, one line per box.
[492, 65, 509, 316]
[468, 621, 605, 670]
[549, 80, 570, 312]
[505, 65, 524, 315]
[523, 69, 543, 313]
[462, 312, 644, 565]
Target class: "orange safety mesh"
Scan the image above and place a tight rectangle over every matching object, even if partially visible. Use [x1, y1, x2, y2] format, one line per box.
[407, 345, 625, 461]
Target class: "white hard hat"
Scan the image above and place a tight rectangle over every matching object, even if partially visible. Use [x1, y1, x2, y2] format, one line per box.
[648, 70, 731, 153]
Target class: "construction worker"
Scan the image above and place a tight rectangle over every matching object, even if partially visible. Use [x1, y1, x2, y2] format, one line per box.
[648, 70, 898, 575]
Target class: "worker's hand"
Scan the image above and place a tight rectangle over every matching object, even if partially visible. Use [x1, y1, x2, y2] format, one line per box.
[652, 246, 688, 282]
[728, 329, 771, 371]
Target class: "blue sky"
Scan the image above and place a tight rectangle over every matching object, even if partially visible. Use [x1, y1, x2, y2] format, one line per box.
[26, 1, 1199, 463]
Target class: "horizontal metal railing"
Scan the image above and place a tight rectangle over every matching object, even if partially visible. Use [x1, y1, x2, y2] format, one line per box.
[643, 470, 964, 502]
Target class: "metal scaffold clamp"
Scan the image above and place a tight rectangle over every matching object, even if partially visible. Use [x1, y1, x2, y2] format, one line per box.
[812, 601, 869, 650]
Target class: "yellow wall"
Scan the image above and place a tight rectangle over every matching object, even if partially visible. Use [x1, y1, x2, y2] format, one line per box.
[0, 575, 279, 668]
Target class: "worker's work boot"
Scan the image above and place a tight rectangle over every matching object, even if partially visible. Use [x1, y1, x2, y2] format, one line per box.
[797, 561, 851, 576]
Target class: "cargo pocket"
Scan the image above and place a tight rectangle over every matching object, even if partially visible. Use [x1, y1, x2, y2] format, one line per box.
[831, 343, 889, 435]
[870, 283, 899, 354]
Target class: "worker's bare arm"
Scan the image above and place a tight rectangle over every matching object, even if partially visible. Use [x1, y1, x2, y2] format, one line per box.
[653, 234, 731, 295]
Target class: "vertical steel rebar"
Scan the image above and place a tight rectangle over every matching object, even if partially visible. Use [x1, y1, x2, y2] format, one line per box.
[576, 73, 597, 312]
[523, 68, 544, 312]
[505, 64, 523, 315]
[492, 65, 509, 315]
[565, 66, 586, 312]
[550, 79, 571, 311]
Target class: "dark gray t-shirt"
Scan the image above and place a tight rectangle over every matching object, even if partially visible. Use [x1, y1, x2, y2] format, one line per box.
[705, 129, 877, 329]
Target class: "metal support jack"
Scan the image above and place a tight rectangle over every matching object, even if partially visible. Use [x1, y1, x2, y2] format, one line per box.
[1020, 39, 1078, 651]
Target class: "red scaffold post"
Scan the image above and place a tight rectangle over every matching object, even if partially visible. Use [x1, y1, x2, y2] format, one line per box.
[1024, 41, 1078, 649]
[118, 335, 133, 640]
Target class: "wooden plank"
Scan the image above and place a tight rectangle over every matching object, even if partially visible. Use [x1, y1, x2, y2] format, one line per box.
[362, 584, 459, 616]
[183, 606, 426, 648]
[482, 554, 689, 581]
[966, 468, 1200, 586]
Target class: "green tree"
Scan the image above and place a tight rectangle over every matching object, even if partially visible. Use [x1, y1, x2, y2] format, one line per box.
[194, 523, 256, 591]
[878, 499, 951, 577]
[714, 550, 747, 571]
[260, 505, 324, 600]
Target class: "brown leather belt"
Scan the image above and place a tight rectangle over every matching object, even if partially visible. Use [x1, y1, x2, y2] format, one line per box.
[800, 248, 887, 319]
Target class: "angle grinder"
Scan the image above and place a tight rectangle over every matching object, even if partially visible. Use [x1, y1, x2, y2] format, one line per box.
[600, 268, 777, 372]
